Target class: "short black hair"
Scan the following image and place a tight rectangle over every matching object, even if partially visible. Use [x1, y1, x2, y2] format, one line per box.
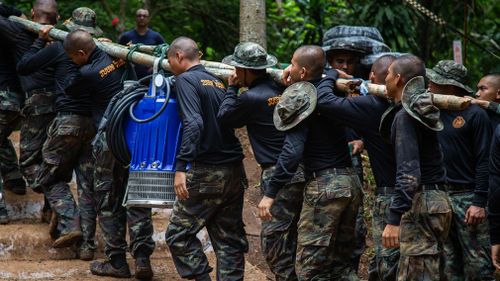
[168, 36, 199, 61]
[294, 45, 325, 80]
[391, 54, 425, 84]
[372, 54, 397, 83]
[63, 30, 96, 54]
[483, 73, 500, 88]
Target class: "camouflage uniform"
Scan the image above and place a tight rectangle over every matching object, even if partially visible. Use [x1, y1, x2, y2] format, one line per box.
[397, 190, 452, 281]
[260, 165, 306, 281]
[19, 90, 56, 186]
[295, 168, 362, 281]
[368, 188, 399, 281]
[165, 162, 248, 280]
[93, 132, 155, 259]
[443, 192, 495, 281]
[0, 89, 25, 184]
[34, 114, 96, 247]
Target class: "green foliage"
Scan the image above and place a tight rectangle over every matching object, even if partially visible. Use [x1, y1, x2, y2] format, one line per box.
[4, 0, 498, 84]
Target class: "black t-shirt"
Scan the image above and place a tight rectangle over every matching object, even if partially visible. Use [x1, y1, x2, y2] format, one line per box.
[387, 107, 446, 225]
[218, 75, 285, 165]
[318, 92, 396, 188]
[0, 33, 21, 92]
[489, 125, 500, 244]
[118, 28, 165, 79]
[65, 48, 128, 125]
[17, 40, 92, 116]
[174, 64, 244, 171]
[437, 105, 491, 207]
[0, 13, 54, 93]
[265, 75, 351, 198]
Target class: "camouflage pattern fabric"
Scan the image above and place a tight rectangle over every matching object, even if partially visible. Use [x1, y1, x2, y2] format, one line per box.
[222, 41, 278, 69]
[368, 193, 399, 281]
[426, 60, 473, 94]
[34, 114, 96, 246]
[295, 168, 362, 281]
[260, 165, 306, 281]
[397, 190, 452, 281]
[0, 90, 24, 183]
[93, 132, 155, 259]
[444, 191, 495, 281]
[165, 162, 248, 280]
[19, 91, 56, 186]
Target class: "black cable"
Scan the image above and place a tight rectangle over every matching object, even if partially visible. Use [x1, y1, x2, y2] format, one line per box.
[105, 77, 150, 165]
[128, 76, 171, 123]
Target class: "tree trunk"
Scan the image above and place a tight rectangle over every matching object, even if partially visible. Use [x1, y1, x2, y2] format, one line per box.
[239, 0, 267, 49]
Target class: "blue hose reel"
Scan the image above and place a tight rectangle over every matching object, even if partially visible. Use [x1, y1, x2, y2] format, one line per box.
[122, 65, 182, 208]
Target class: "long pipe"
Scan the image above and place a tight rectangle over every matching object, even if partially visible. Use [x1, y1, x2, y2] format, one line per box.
[8, 16, 471, 110]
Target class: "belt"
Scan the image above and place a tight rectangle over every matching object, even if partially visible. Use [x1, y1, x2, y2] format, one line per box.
[308, 167, 354, 179]
[445, 183, 474, 192]
[192, 160, 242, 169]
[375, 186, 395, 195]
[417, 184, 447, 192]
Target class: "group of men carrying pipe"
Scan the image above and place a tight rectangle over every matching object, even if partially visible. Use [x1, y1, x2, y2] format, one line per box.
[0, 1, 500, 281]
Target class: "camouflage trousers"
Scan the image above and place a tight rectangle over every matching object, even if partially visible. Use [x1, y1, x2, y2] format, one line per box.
[166, 162, 249, 280]
[444, 191, 495, 281]
[34, 114, 96, 248]
[397, 190, 452, 281]
[260, 165, 306, 281]
[296, 168, 362, 281]
[368, 190, 399, 281]
[93, 132, 155, 258]
[19, 91, 56, 186]
[0, 90, 24, 183]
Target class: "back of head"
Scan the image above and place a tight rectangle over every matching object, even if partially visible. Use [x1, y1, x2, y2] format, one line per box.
[294, 45, 325, 80]
[63, 30, 96, 55]
[168, 36, 200, 61]
[32, 0, 58, 25]
[371, 54, 397, 84]
[391, 54, 425, 84]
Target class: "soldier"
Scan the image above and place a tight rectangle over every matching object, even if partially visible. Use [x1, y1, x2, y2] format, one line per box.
[472, 74, 500, 129]
[0, 4, 27, 224]
[218, 42, 305, 281]
[489, 125, 500, 271]
[165, 37, 247, 281]
[426, 60, 495, 281]
[381, 55, 451, 281]
[16, 7, 104, 258]
[63, 30, 154, 279]
[314, 54, 400, 281]
[259, 45, 362, 281]
[0, 5, 27, 199]
[0, 0, 58, 223]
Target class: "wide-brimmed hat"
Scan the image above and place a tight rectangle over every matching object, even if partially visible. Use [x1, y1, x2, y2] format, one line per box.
[322, 25, 390, 55]
[222, 42, 278, 70]
[426, 60, 473, 94]
[63, 7, 103, 36]
[273, 82, 317, 131]
[402, 76, 443, 131]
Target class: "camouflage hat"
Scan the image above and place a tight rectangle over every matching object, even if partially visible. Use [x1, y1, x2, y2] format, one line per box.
[322, 25, 390, 56]
[402, 76, 443, 131]
[273, 82, 317, 131]
[426, 60, 473, 94]
[63, 7, 103, 36]
[222, 42, 278, 70]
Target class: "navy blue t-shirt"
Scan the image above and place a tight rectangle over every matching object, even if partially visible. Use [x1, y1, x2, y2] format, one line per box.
[118, 28, 165, 79]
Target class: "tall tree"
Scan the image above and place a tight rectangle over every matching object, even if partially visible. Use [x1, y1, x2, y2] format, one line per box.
[240, 0, 267, 49]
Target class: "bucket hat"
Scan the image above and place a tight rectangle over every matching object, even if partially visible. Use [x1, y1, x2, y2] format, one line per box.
[402, 76, 443, 131]
[273, 82, 317, 131]
[426, 60, 473, 94]
[63, 7, 103, 36]
[222, 42, 278, 69]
